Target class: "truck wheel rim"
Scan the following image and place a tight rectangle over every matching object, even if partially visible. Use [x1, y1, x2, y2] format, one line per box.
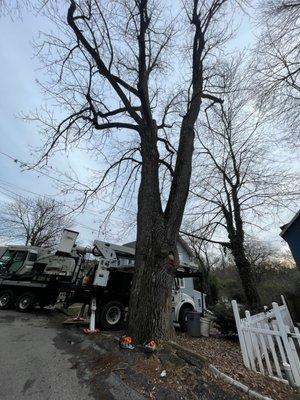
[0, 294, 10, 307]
[106, 306, 121, 325]
[19, 297, 30, 310]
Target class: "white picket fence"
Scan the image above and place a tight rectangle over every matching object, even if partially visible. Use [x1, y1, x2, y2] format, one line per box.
[232, 296, 300, 387]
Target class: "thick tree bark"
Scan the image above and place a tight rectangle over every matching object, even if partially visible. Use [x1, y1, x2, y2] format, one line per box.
[128, 124, 177, 342]
[228, 189, 262, 310]
[128, 237, 176, 342]
[128, 116, 197, 342]
[231, 240, 261, 311]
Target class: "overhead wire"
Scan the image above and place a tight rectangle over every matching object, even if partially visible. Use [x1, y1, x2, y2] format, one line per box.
[0, 150, 137, 216]
[0, 180, 131, 234]
[0, 151, 286, 245]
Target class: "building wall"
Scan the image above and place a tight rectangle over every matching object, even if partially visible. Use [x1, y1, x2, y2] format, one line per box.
[176, 240, 192, 264]
[283, 217, 300, 269]
[125, 240, 193, 265]
[124, 240, 196, 293]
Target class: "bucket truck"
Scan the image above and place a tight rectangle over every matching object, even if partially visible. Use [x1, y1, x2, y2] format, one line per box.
[59, 238, 206, 331]
[0, 229, 82, 312]
[0, 229, 206, 331]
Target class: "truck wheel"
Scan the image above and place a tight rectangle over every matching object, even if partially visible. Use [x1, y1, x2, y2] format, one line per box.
[98, 301, 125, 330]
[179, 306, 194, 332]
[0, 289, 15, 310]
[16, 292, 36, 312]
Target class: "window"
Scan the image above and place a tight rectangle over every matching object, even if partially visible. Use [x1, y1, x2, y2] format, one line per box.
[9, 251, 28, 273]
[174, 277, 185, 289]
[0, 250, 15, 270]
[28, 252, 38, 262]
[178, 278, 185, 288]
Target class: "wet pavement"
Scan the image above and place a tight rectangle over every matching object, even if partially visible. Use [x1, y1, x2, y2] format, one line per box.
[0, 309, 93, 400]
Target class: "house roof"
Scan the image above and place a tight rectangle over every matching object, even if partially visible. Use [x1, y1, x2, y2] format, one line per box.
[123, 237, 194, 258]
[177, 236, 194, 257]
[280, 210, 300, 237]
[123, 241, 136, 249]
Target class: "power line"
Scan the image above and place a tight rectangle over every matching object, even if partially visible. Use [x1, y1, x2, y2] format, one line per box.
[0, 178, 58, 200]
[0, 178, 100, 217]
[0, 181, 130, 232]
[0, 189, 15, 201]
[0, 184, 102, 234]
[0, 152, 285, 244]
[0, 179, 133, 226]
[0, 150, 65, 185]
[0, 150, 137, 216]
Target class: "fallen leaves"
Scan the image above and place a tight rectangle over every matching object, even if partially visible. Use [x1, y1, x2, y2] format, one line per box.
[174, 332, 300, 400]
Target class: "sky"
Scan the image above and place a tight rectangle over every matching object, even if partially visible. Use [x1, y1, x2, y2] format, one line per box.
[0, 6, 133, 244]
[0, 2, 297, 250]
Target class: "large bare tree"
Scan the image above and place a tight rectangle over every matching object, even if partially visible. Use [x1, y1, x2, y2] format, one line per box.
[0, 196, 73, 248]
[187, 58, 299, 309]
[253, 0, 300, 144]
[28, 0, 239, 341]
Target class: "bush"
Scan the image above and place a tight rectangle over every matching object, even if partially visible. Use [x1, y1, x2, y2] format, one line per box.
[258, 268, 300, 322]
[208, 274, 219, 305]
[212, 263, 300, 323]
[213, 300, 245, 336]
[193, 273, 220, 306]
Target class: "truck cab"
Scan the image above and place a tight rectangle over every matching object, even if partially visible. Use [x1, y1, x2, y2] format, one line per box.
[172, 275, 206, 330]
[0, 230, 80, 312]
[0, 246, 39, 277]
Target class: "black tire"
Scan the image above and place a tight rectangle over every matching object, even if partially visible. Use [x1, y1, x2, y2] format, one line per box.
[98, 301, 125, 330]
[0, 289, 15, 310]
[179, 306, 194, 332]
[16, 292, 36, 312]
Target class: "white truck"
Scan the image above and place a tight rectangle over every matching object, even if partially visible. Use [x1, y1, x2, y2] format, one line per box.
[0, 230, 206, 330]
[0, 230, 83, 312]
[61, 236, 206, 331]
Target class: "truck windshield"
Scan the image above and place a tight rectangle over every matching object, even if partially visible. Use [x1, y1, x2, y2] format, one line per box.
[0, 250, 28, 273]
[0, 250, 15, 271]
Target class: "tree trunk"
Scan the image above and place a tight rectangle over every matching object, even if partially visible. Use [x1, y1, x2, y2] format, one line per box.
[127, 125, 176, 342]
[127, 119, 195, 342]
[128, 230, 176, 342]
[127, 28, 199, 338]
[231, 241, 261, 311]
[228, 189, 261, 311]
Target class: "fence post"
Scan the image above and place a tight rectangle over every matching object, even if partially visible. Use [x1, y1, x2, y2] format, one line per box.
[245, 310, 264, 374]
[272, 302, 300, 387]
[264, 322, 283, 379]
[232, 300, 250, 368]
[281, 294, 295, 327]
[257, 322, 273, 376]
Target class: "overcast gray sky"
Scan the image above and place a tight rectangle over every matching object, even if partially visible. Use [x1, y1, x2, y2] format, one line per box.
[0, 6, 133, 244]
[0, 2, 296, 249]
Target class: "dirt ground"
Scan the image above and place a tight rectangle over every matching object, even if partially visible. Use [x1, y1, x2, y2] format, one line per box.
[81, 330, 255, 400]
[59, 307, 300, 399]
[174, 332, 300, 400]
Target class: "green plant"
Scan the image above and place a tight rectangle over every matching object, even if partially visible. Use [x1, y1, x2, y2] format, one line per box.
[208, 274, 220, 305]
[193, 273, 220, 306]
[213, 301, 245, 335]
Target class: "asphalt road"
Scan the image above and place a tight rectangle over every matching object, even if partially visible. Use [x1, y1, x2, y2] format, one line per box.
[0, 309, 248, 400]
[0, 309, 93, 400]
